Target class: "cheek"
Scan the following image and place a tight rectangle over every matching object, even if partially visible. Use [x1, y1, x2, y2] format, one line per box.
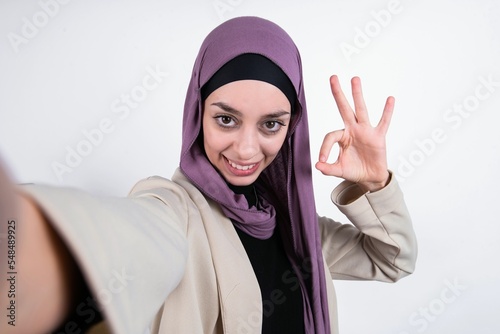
[203, 131, 218, 158]
[262, 132, 288, 159]
[203, 124, 230, 159]
[202, 118, 217, 160]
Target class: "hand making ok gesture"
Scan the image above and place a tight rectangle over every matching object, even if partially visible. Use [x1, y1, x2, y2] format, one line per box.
[315, 75, 394, 192]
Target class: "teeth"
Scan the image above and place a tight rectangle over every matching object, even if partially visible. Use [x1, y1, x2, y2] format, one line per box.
[227, 159, 256, 171]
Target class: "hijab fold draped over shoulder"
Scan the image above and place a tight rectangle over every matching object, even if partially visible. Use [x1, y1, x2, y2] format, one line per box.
[179, 16, 331, 333]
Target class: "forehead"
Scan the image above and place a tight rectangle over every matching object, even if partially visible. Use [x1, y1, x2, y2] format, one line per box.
[204, 80, 291, 113]
[205, 80, 291, 117]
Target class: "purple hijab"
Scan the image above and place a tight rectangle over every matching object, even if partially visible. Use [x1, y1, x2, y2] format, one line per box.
[179, 16, 330, 333]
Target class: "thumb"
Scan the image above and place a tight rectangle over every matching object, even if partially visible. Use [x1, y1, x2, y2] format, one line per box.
[315, 160, 343, 177]
[318, 129, 344, 163]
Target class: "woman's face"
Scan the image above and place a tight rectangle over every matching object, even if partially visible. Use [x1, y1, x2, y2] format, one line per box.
[203, 80, 291, 186]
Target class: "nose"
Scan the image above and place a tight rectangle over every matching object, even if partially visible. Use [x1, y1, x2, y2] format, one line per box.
[234, 126, 259, 161]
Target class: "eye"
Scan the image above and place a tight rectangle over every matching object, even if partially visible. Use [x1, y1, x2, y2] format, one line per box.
[220, 116, 232, 125]
[214, 115, 237, 128]
[262, 120, 285, 133]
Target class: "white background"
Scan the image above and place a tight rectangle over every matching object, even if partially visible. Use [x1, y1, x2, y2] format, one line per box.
[1, 0, 499, 333]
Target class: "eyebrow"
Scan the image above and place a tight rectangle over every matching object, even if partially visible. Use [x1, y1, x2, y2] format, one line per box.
[210, 102, 291, 119]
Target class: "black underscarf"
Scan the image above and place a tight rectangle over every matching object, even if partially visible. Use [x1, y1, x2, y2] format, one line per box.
[228, 183, 305, 334]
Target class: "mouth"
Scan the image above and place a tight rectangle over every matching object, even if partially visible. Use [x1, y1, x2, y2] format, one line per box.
[224, 157, 260, 176]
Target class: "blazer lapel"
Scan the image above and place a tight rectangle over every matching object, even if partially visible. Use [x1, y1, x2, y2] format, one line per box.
[173, 169, 263, 333]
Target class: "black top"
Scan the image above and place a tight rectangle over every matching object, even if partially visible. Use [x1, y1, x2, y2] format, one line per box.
[229, 183, 305, 334]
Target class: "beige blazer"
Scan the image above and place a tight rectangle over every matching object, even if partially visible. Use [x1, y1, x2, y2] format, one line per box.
[22, 169, 417, 334]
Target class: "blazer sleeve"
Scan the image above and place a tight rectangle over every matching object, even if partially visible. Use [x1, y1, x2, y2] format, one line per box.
[18, 176, 189, 334]
[319, 172, 418, 282]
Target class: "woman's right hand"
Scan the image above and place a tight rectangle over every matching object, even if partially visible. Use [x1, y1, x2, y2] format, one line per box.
[0, 158, 19, 277]
[0, 157, 84, 333]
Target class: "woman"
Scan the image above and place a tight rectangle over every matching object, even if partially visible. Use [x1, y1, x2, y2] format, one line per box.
[0, 16, 416, 334]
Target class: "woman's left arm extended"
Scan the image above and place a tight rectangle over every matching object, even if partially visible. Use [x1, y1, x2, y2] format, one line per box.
[315, 75, 417, 281]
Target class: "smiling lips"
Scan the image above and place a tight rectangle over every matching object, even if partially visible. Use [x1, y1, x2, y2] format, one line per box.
[225, 157, 260, 176]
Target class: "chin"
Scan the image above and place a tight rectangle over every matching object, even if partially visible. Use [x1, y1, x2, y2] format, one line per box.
[224, 174, 259, 186]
